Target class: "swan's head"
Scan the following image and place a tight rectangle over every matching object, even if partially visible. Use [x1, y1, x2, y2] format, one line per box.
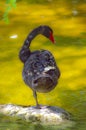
[38, 25, 55, 43]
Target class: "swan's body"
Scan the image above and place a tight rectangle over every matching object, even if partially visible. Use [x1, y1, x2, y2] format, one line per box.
[19, 25, 60, 108]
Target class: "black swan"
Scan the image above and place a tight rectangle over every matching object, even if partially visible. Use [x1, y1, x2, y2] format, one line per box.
[19, 25, 60, 108]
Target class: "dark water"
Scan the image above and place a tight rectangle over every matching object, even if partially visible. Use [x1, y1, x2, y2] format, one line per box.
[0, 0, 86, 129]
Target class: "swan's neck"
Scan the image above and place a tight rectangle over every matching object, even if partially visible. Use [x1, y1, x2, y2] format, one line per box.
[24, 28, 39, 48]
[19, 28, 40, 63]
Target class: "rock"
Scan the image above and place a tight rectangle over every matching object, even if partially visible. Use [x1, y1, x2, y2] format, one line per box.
[0, 104, 73, 125]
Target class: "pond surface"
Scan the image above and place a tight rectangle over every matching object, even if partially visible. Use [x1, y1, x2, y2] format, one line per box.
[0, 0, 86, 129]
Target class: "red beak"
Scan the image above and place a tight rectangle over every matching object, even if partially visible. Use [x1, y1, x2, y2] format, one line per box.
[49, 32, 55, 44]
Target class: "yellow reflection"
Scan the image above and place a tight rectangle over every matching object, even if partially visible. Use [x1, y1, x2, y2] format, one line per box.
[0, 1, 86, 37]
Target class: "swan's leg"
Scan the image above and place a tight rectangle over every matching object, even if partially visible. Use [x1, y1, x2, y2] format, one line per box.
[33, 91, 40, 108]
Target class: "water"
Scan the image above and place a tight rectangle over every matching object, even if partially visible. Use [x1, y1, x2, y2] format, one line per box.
[0, 114, 75, 130]
[0, 0, 86, 129]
